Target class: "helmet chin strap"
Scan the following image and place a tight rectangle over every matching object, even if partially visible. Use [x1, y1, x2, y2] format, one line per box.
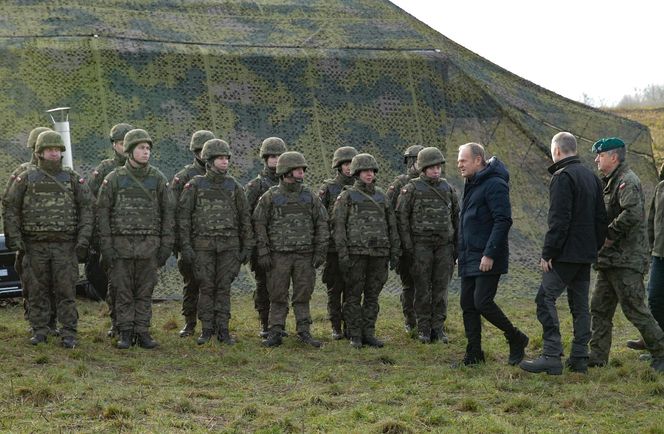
[128, 151, 148, 168]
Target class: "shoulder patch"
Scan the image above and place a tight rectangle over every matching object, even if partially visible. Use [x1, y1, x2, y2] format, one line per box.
[79, 178, 85, 184]
[15, 176, 21, 182]
[10, 174, 16, 180]
[102, 179, 108, 185]
[184, 182, 192, 189]
[93, 170, 99, 177]
[619, 182, 626, 190]
[401, 188, 407, 194]
[388, 185, 395, 191]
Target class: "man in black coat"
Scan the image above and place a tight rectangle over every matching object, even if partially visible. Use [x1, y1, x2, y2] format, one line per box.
[457, 142, 528, 366]
[520, 132, 607, 375]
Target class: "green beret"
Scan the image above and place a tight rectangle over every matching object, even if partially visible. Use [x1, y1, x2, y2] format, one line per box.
[592, 137, 625, 153]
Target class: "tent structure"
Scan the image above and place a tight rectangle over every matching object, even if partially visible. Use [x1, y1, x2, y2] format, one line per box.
[1, 0, 656, 296]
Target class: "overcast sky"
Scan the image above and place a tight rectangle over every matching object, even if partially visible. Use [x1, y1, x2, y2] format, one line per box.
[389, 0, 663, 107]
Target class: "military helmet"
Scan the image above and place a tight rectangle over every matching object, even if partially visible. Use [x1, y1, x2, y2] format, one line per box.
[35, 130, 66, 153]
[123, 129, 153, 154]
[27, 127, 52, 150]
[403, 145, 425, 164]
[417, 147, 445, 171]
[109, 123, 134, 143]
[332, 146, 359, 169]
[260, 137, 287, 159]
[201, 139, 231, 161]
[350, 153, 379, 176]
[276, 151, 307, 176]
[190, 130, 215, 152]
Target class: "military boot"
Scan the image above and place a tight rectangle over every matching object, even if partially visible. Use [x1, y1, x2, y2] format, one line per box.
[107, 325, 116, 338]
[506, 329, 529, 366]
[431, 328, 449, 344]
[259, 312, 269, 338]
[297, 331, 322, 348]
[363, 335, 384, 348]
[627, 338, 646, 350]
[179, 318, 197, 338]
[197, 329, 213, 345]
[135, 332, 159, 349]
[117, 331, 133, 350]
[331, 320, 344, 340]
[418, 330, 431, 344]
[565, 357, 588, 373]
[519, 355, 563, 375]
[61, 336, 77, 349]
[217, 329, 236, 345]
[30, 334, 47, 346]
[350, 336, 363, 349]
[462, 351, 485, 366]
[262, 327, 283, 347]
[651, 357, 664, 373]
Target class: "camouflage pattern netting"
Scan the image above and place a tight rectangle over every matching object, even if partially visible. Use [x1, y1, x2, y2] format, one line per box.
[0, 0, 657, 298]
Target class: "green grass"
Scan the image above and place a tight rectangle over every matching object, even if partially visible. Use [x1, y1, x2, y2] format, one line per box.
[1, 291, 663, 432]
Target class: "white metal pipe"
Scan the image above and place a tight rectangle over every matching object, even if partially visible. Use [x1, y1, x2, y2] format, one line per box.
[46, 107, 73, 169]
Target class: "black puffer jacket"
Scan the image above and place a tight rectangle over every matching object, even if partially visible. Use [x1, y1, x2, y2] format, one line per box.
[458, 157, 512, 277]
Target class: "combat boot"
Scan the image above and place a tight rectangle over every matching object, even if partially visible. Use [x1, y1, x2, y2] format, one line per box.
[350, 336, 363, 349]
[107, 325, 116, 338]
[565, 357, 588, 373]
[431, 328, 449, 344]
[627, 338, 646, 350]
[262, 328, 283, 347]
[363, 335, 384, 348]
[651, 357, 664, 373]
[197, 329, 213, 345]
[331, 321, 344, 340]
[259, 312, 269, 338]
[61, 336, 77, 349]
[462, 351, 485, 366]
[135, 332, 159, 349]
[297, 331, 322, 348]
[30, 334, 47, 346]
[179, 318, 196, 338]
[506, 329, 529, 366]
[116, 331, 133, 350]
[519, 355, 563, 375]
[217, 329, 236, 345]
[587, 353, 607, 368]
[418, 331, 431, 344]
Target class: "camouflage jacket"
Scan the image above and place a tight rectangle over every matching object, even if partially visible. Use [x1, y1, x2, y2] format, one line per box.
[89, 151, 127, 198]
[318, 171, 355, 252]
[177, 169, 255, 252]
[245, 166, 279, 211]
[648, 179, 664, 258]
[396, 174, 459, 250]
[386, 166, 419, 209]
[4, 160, 93, 247]
[2, 157, 36, 246]
[252, 181, 328, 256]
[170, 158, 206, 250]
[96, 162, 175, 259]
[333, 180, 400, 258]
[597, 163, 649, 273]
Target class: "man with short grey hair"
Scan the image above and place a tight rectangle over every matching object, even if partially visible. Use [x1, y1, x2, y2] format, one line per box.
[520, 132, 607, 375]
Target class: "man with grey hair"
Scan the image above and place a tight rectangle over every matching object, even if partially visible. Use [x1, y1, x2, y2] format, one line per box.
[520, 132, 607, 375]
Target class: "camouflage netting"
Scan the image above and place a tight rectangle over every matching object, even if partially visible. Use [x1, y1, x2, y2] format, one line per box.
[0, 0, 656, 298]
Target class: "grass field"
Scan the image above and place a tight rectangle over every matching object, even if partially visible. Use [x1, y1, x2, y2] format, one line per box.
[1, 289, 663, 433]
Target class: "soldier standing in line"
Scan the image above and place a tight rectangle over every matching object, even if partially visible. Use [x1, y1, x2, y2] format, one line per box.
[4, 131, 93, 348]
[88, 123, 133, 337]
[318, 146, 358, 339]
[387, 145, 424, 333]
[96, 129, 174, 350]
[170, 130, 216, 338]
[245, 137, 287, 338]
[2, 126, 53, 327]
[253, 151, 328, 348]
[396, 147, 459, 344]
[333, 153, 400, 348]
[177, 139, 254, 345]
[587, 137, 664, 372]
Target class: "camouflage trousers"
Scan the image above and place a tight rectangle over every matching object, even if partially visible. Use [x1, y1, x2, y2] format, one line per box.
[15, 250, 57, 325]
[250, 254, 270, 324]
[111, 257, 158, 333]
[343, 255, 389, 339]
[267, 252, 315, 333]
[411, 243, 454, 333]
[22, 241, 78, 338]
[177, 256, 199, 323]
[590, 268, 664, 362]
[322, 251, 346, 331]
[193, 249, 241, 331]
[397, 252, 415, 328]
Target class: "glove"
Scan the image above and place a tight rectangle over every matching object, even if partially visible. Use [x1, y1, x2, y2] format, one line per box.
[338, 255, 351, 273]
[157, 246, 171, 267]
[101, 248, 117, 269]
[75, 243, 89, 263]
[312, 253, 325, 269]
[181, 247, 196, 264]
[390, 253, 400, 271]
[257, 253, 272, 271]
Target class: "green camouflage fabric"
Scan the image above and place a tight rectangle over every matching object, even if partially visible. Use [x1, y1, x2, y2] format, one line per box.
[344, 255, 389, 339]
[267, 252, 316, 333]
[89, 152, 127, 197]
[648, 179, 664, 257]
[192, 250, 241, 331]
[333, 180, 400, 258]
[245, 167, 279, 212]
[386, 167, 419, 210]
[318, 171, 355, 251]
[596, 163, 649, 273]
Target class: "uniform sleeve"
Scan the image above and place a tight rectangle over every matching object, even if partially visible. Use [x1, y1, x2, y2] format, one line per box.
[159, 176, 175, 252]
[3, 171, 28, 250]
[73, 174, 94, 247]
[648, 193, 656, 249]
[395, 185, 414, 251]
[96, 176, 114, 253]
[170, 172, 186, 251]
[317, 182, 330, 210]
[177, 182, 195, 251]
[88, 164, 105, 198]
[312, 193, 329, 258]
[236, 182, 255, 251]
[386, 198, 401, 257]
[2, 166, 24, 247]
[386, 177, 403, 209]
[332, 192, 350, 260]
[252, 193, 271, 256]
[607, 177, 645, 241]
[245, 180, 260, 212]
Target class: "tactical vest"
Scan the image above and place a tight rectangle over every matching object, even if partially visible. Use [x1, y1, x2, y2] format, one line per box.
[22, 168, 78, 235]
[110, 168, 162, 235]
[268, 189, 315, 250]
[410, 179, 453, 240]
[192, 177, 239, 237]
[345, 189, 390, 249]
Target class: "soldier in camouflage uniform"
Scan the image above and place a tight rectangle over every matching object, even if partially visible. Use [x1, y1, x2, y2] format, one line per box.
[334, 153, 401, 348]
[96, 129, 174, 350]
[178, 139, 254, 345]
[253, 151, 328, 348]
[4, 131, 93, 348]
[2, 126, 53, 326]
[588, 137, 664, 372]
[387, 145, 424, 332]
[171, 130, 216, 338]
[245, 137, 287, 337]
[396, 147, 459, 344]
[88, 123, 133, 337]
[318, 146, 358, 339]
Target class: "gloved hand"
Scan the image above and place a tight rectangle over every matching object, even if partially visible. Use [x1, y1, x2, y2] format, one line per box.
[338, 255, 351, 273]
[238, 248, 251, 265]
[75, 243, 89, 263]
[101, 248, 117, 269]
[257, 253, 272, 271]
[181, 247, 196, 264]
[157, 246, 171, 267]
[390, 253, 400, 271]
[312, 253, 326, 269]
